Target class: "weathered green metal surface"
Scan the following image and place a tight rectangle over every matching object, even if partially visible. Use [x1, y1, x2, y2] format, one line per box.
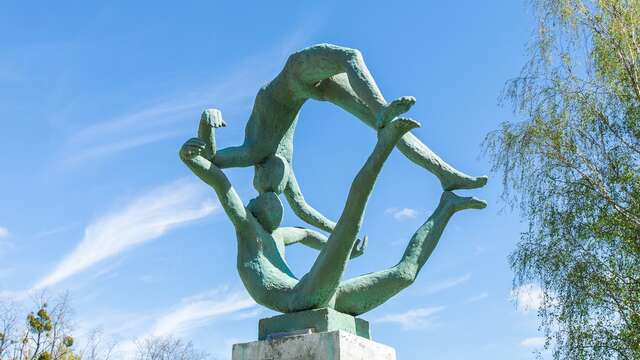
[179, 44, 488, 319]
[259, 308, 370, 340]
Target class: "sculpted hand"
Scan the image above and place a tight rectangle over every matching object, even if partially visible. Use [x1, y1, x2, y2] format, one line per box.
[180, 138, 207, 161]
[350, 235, 368, 259]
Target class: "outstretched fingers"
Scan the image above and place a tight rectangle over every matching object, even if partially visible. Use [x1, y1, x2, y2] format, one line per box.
[350, 235, 368, 259]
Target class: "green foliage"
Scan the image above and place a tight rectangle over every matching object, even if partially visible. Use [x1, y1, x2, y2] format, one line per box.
[63, 335, 74, 348]
[27, 306, 53, 334]
[1, 294, 209, 360]
[486, 0, 640, 359]
[0, 295, 83, 360]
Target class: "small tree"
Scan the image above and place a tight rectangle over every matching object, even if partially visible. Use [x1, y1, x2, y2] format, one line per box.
[76, 329, 114, 360]
[134, 337, 210, 360]
[1, 293, 80, 360]
[0, 301, 18, 359]
[486, 0, 640, 359]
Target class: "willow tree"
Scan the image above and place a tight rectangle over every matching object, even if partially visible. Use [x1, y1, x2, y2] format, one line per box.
[486, 0, 640, 358]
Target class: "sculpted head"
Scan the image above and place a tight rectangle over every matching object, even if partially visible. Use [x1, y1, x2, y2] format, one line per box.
[247, 192, 283, 232]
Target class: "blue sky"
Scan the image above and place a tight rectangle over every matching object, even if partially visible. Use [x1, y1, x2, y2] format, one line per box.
[0, 1, 548, 359]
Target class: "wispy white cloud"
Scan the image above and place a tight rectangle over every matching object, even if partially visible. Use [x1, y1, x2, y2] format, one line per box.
[384, 207, 419, 220]
[0, 289, 30, 303]
[424, 273, 471, 295]
[69, 103, 200, 145]
[473, 245, 486, 255]
[151, 290, 256, 337]
[511, 284, 546, 313]
[63, 130, 184, 166]
[465, 291, 489, 303]
[0, 268, 13, 280]
[33, 179, 217, 289]
[521, 336, 545, 349]
[109, 288, 256, 359]
[138, 274, 156, 284]
[33, 223, 77, 239]
[74, 310, 152, 345]
[58, 81, 249, 169]
[376, 306, 445, 330]
[58, 36, 312, 169]
[0, 227, 13, 256]
[234, 308, 262, 320]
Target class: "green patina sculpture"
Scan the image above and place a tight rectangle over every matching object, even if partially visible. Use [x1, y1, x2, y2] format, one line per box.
[180, 43, 487, 316]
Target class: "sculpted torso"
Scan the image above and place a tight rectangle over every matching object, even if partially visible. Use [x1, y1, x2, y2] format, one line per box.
[180, 44, 488, 315]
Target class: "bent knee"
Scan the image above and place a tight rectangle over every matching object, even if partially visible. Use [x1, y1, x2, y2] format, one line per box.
[393, 266, 418, 288]
[288, 44, 361, 65]
[330, 46, 362, 64]
[342, 47, 361, 60]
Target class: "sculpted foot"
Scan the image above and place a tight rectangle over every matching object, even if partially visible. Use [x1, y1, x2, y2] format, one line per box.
[376, 96, 416, 128]
[441, 173, 488, 191]
[441, 191, 487, 212]
[379, 117, 421, 143]
[200, 108, 226, 129]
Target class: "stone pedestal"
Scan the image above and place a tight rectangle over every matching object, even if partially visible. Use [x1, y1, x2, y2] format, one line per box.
[232, 330, 396, 360]
[259, 308, 370, 340]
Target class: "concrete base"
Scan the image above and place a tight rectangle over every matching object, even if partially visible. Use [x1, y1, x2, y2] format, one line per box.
[232, 330, 396, 360]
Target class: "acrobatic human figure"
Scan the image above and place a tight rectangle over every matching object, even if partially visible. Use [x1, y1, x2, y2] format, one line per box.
[199, 43, 487, 234]
[180, 117, 486, 315]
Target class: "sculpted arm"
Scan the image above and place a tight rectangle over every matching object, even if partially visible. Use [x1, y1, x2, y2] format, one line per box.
[275, 227, 327, 249]
[273, 227, 366, 259]
[180, 138, 249, 229]
[284, 171, 337, 233]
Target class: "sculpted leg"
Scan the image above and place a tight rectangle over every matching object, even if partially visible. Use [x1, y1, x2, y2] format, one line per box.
[288, 44, 415, 128]
[396, 133, 488, 190]
[339, 47, 416, 128]
[312, 73, 375, 122]
[288, 117, 421, 311]
[334, 191, 486, 316]
[314, 74, 488, 190]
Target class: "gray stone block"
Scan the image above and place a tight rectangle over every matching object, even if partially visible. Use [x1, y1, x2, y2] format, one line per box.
[232, 330, 396, 360]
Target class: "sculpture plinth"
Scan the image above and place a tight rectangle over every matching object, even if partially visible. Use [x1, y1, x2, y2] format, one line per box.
[232, 331, 396, 360]
[259, 308, 370, 341]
